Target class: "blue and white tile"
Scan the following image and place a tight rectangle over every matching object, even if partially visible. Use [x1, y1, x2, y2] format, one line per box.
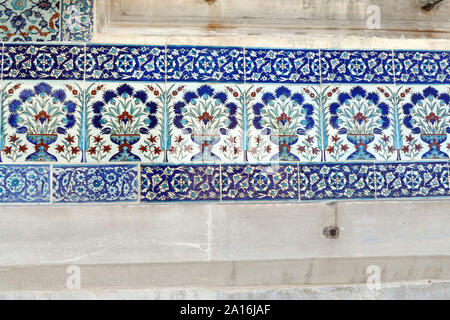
[53, 164, 139, 203]
[245, 48, 320, 84]
[1, 80, 84, 163]
[166, 46, 244, 83]
[393, 50, 449, 84]
[85, 45, 165, 81]
[60, 0, 94, 42]
[397, 85, 450, 160]
[375, 161, 449, 198]
[299, 162, 376, 200]
[165, 83, 242, 163]
[0, 0, 60, 42]
[247, 84, 321, 162]
[221, 164, 298, 201]
[321, 50, 395, 84]
[140, 164, 220, 202]
[84, 82, 164, 163]
[3, 44, 84, 80]
[322, 84, 396, 162]
[0, 165, 50, 203]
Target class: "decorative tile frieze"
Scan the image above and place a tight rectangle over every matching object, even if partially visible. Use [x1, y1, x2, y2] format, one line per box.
[140, 164, 220, 202]
[52, 164, 139, 203]
[221, 163, 298, 201]
[299, 162, 376, 200]
[245, 48, 320, 84]
[393, 50, 449, 84]
[3, 44, 84, 80]
[375, 161, 449, 198]
[321, 50, 395, 84]
[166, 46, 244, 83]
[85, 45, 165, 81]
[0, 165, 50, 202]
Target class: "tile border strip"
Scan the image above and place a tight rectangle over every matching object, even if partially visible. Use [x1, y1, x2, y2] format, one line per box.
[0, 161, 448, 205]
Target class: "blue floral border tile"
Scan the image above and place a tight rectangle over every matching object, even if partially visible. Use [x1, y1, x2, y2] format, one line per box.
[52, 164, 139, 203]
[166, 46, 244, 83]
[85, 45, 165, 81]
[221, 164, 299, 201]
[0, 165, 50, 203]
[321, 50, 395, 84]
[3, 44, 84, 80]
[60, 0, 94, 42]
[300, 162, 376, 201]
[245, 48, 320, 84]
[140, 164, 220, 202]
[375, 161, 449, 199]
[393, 50, 449, 84]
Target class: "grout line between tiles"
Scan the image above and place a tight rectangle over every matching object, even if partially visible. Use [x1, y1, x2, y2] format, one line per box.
[391, 49, 396, 86]
[219, 163, 223, 202]
[373, 161, 377, 200]
[58, 0, 63, 42]
[297, 162, 301, 202]
[49, 163, 54, 204]
[137, 163, 141, 204]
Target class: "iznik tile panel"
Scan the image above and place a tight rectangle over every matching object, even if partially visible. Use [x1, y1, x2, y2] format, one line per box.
[60, 0, 94, 42]
[52, 164, 139, 203]
[0, 165, 50, 202]
[140, 164, 220, 202]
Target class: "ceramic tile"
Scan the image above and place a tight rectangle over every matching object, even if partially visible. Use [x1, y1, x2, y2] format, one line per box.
[60, 0, 93, 42]
[375, 161, 449, 198]
[0, 165, 50, 202]
[1, 80, 84, 163]
[166, 46, 244, 83]
[322, 85, 396, 162]
[165, 83, 242, 163]
[299, 162, 376, 200]
[393, 50, 449, 84]
[221, 164, 298, 201]
[140, 164, 220, 202]
[398, 85, 450, 160]
[52, 164, 139, 203]
[245, 48, 320, 84]
[84, 82, 164, 163]
[85, 45, 165, 82]
[247, 84, 322, 162]
[3, 44, 84, 80]
[0, 0, 60, 42]
[321, 50, 394, 84]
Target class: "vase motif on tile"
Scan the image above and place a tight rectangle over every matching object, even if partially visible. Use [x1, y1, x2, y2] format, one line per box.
[252, 86, 314, 161]
[1, 82, 80, 162]
[172, 85, 237, 162]
[402, 86, 450, 159]
[90, 84, 159, 162]
[329, 86, 390, 160]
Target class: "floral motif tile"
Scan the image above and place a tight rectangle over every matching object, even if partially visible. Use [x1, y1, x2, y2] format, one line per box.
[321, 85, 397, 162]
[85, 45, 165, 82]
[0, 0, 60, 42]
[375, 162, 449, 198]
[247, 84, 321, 162]
[60, 0, 93, 42]
[53, 164, 139, 203]
[299, 163, 376, 200]
[3, 44, 84, 80]
[1, 80, 84, 163]
[393, 50, 449, 84]
[245, 48, 320, 84]
[221, 164, 298, 201]
[0, 165, 50, 202]
[165, 83, 242, 163]
[84, 82, 164, 163]
[397, 85, 450, 160]
[166, 46, 244, 83]
[321, 50, 394, 84]
[140, 164, 220, 202]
